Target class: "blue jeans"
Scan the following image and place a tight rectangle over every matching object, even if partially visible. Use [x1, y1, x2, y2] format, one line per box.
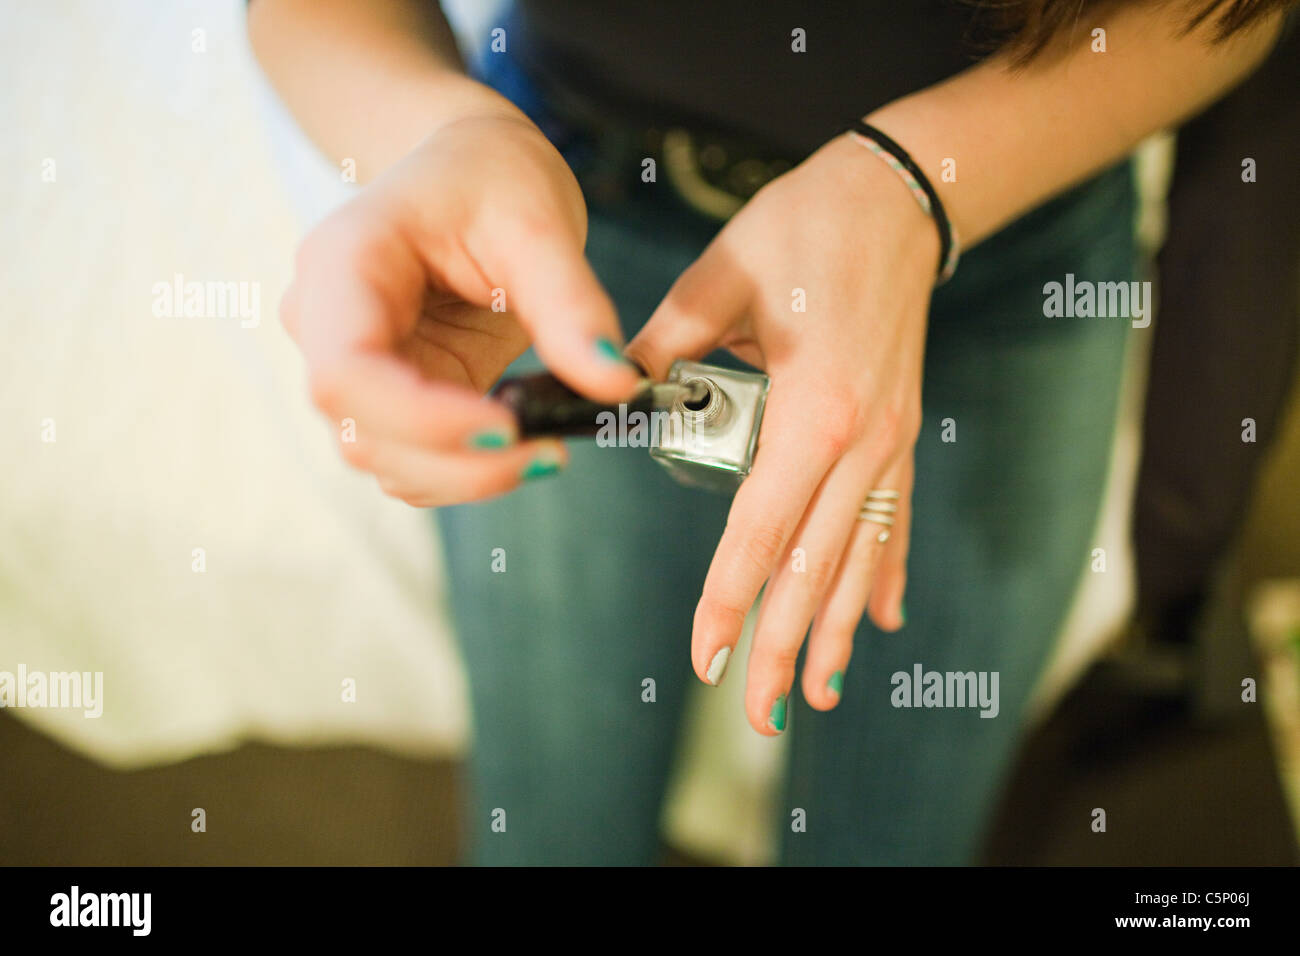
[438, 46, 1137, 865]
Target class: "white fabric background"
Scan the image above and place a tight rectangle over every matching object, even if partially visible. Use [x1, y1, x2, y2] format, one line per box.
[1, 1, 468, 767]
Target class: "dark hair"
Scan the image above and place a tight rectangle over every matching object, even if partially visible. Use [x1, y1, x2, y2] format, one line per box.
[968, 0, 1292, 62]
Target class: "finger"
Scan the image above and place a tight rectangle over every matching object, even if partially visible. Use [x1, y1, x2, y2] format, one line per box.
[342, 434, 569, 508]
[290, 219, 516, 446]
[625, 243, 751, 380]
[804, 459, 912, 700]
[866, 456, 913, 632]
[484, 226, 642, 403]
[691, 385, 851, 697]
[306, 351, 519, 450]
[290, 214, 426, 367]
[745, 444, 873, 730]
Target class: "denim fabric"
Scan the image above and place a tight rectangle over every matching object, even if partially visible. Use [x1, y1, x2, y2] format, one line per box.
[439, 39, 1137, 865]
[784, 167, 1136, 865]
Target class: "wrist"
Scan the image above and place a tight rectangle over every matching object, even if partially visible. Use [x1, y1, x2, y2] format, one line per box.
[422, 70, 533, 135]
[358, 70, 535, 176]
[864, 87, 984, 248]
[811, 132, 943, 283]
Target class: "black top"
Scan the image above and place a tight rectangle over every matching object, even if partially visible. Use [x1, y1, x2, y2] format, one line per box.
[511, 1, 986, 157]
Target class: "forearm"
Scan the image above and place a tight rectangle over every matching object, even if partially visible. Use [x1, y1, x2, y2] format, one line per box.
[865, 3, 1285, 247]
[248, 0, 525, 181]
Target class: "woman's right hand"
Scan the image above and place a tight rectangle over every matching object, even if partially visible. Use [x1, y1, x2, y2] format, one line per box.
[282, 110, 642, 506]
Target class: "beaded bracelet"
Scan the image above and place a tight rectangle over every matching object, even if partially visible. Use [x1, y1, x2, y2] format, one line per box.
[848, 120, 959, 284]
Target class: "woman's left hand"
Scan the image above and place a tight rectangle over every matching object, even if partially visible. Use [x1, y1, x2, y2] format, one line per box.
[626, 132, 940, 734]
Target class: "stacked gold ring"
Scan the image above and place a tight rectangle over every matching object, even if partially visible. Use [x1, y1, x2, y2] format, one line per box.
[858, 490, 901, 543]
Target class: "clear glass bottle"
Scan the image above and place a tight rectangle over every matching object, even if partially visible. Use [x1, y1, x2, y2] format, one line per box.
[650, 359, 770, 493]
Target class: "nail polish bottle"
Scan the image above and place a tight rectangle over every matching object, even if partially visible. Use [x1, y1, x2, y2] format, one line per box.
[491, 359, 770, 494]
[649, 359, 769, 493]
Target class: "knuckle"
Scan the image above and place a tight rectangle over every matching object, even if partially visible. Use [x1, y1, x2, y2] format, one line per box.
[490, 195, 564, 249]
[871, 402, 920, 452]
[874, 403, 905, 446]
[695, 594, 749, 642]
[739, 522, 788, 574]
[338, 436, 374, 471]
[376, 476, 422, 507]
[295, 216, 390, 278]
[308, 366, 345, 414]
[815, 398, 860, 459]
[504, 209, 555, 244]
[763, 643, 801, 673]
[802, 553, 839, 594]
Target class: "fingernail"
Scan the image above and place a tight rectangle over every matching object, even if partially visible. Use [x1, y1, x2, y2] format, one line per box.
[705, 647, 732, 685]
[594, 337, 630, 364]
[827, 670, 844, 697]
[768, 694, 788, 733]
[899, 603, 908, 627]
[469, 428, 513, 449]
[521, 446, 564, 481]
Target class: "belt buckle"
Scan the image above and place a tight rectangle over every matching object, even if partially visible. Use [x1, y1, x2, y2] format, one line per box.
[661, 128, 792, 221]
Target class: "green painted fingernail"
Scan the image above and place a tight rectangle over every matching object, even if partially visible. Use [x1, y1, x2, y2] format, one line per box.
[595, 337, 628, 363]
[828, 671, 844, 696]
[768, 694, 788, 733]
[470, 428, 512, 449]
[522, 454, 563, 481]
[900, 603, 908, 627]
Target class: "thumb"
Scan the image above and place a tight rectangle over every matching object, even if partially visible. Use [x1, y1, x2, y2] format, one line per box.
[493, 228, 642, 403]
[625, 247, 749, 380]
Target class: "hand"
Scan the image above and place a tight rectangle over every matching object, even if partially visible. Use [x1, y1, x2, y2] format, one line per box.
[282, 110, 641, 505]
[626, 132, 939, 734]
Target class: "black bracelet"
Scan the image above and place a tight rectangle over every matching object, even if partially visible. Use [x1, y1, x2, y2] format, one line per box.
[849, 120, 958, 283]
